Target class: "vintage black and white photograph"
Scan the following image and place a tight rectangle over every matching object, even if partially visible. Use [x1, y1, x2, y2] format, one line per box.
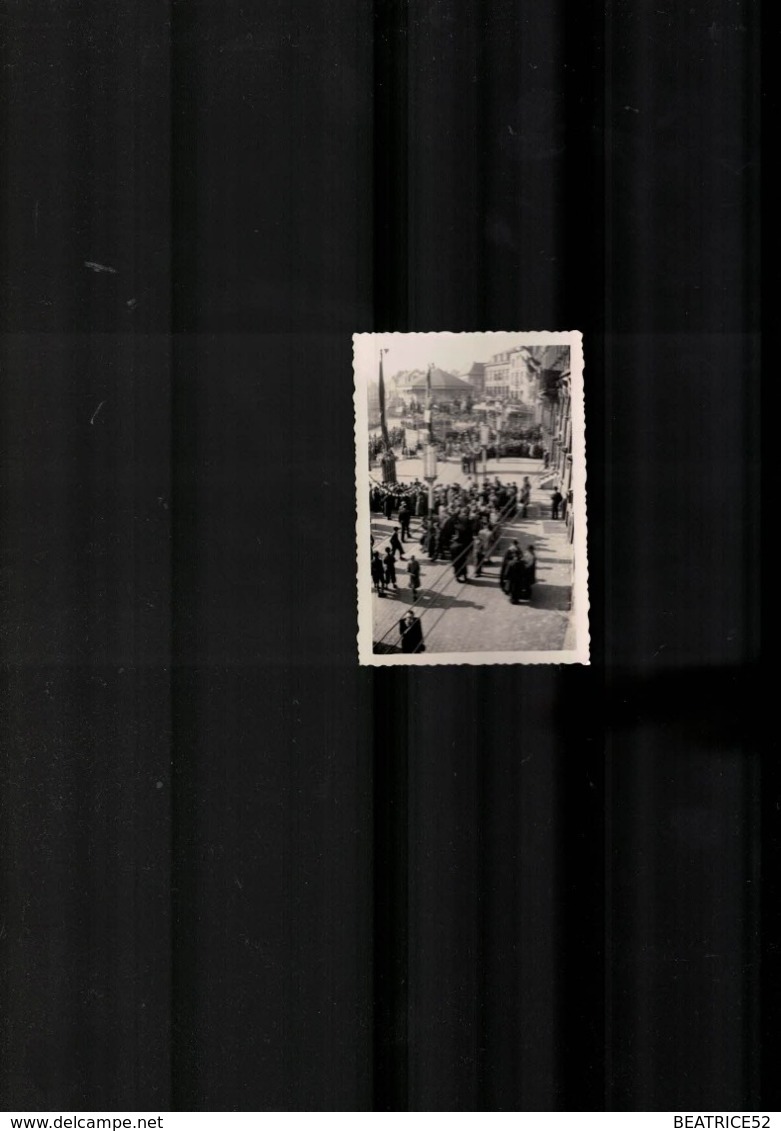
[354, 331, 588, 665]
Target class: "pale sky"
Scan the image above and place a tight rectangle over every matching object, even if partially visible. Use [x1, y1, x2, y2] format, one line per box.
[353, 331, 551, 388]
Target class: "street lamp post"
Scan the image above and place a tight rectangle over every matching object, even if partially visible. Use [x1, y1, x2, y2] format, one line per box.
[479, 423, 490, 478]
[423, 444, 438, 516]
[422, 360, 438, 511]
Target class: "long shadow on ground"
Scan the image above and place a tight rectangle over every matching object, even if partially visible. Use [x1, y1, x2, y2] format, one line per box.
[528, 582, 572, 611]
[389, 588, 486, 611]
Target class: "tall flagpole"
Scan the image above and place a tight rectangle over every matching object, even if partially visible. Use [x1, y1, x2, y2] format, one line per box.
[425, 363, 433, 441]
[423, 363, 437, 515]
[378, 348, 396, 484]
[378, 348, 390, 450]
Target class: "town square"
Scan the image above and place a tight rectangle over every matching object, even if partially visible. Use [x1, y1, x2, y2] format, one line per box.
[354, 332, 588, 664]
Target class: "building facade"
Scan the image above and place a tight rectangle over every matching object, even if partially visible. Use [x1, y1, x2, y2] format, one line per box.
[483, 350, 514, 400]
[508, 348, 540, 408]
[391, 369, 426, 405]
[391, 367, 473, 410]
[464, 361, 486, 398]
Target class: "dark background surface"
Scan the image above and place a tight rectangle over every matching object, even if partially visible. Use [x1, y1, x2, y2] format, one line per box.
[1, 0, 767, 1112]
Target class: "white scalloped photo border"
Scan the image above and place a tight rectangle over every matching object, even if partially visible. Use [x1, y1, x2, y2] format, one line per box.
[353, 330, 589, 666]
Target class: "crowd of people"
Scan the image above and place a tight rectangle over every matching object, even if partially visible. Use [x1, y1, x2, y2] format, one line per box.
[370, 474, 542, 604]
[368, 429, 405, 464]
[369, 470, 576, 653]
[369, 474, 532, 526]
[371, 427, 548, 470]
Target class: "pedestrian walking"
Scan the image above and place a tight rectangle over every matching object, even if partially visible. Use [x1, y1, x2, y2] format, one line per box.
[371, 551, 386, 596]
[520, 477, 531, 518]
[398, 501, 411, 542]
[500, 540, 521, 594]
[383, 548, 398, 593]
[520, 544, 537, 600]
[389, 527, 406, 560]
[407, 555, 421, 597]
[551, 488, 563, 519]
[451, 536, 469, 582]
[399, 609, 424, 653]
[506, 551, 524, 604]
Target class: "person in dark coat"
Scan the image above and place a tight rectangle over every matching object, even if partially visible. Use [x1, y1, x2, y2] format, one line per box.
[398, 501, 412, 542]
[439, 515, 455, 558]
[451, 536, 469, 582]
[500, 540, 521, 592]
[551, 488, 563, 519]
[383, 547, 398, 592]
[506, 551, 524, 604]
[406, 555, 421, 596]
[371, 551, 386, 596]
[384, 492, 394, 520]
[389, 527, 406, 560]
[520, 545, 537, 600]
[399, 610, 424, 653]
[454, 509, 473, 545]
[426, 521, 439, 562]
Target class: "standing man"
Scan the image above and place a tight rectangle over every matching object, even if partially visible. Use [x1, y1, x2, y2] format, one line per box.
[407, 555, 421, 597]
[371, 551, 386, 596]
[551, 487, 563, 519]
[520, 477, 531, 518]
[426, 519, 439, 562]
[506, 550, 524, 604]
[398, 499, 412, 542]
[500, 539, 521, 593]
[383, 546, 398, 594]
[451, 536, 469, 583]
[389, 526, 406, 560]
[520, 544, 537, 599]
[399, 609, 424, 653]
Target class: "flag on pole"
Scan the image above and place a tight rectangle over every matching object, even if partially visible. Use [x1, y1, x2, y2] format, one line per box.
[425, 364, 433, 439]
[378, 350, 390, 449]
